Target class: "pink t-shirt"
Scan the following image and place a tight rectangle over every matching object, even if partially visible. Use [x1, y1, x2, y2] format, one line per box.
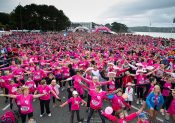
[136, 74, 146, 84]
[111, 95, 124, 111]
[62, 67, 70, 78]
[67, 96, 82, 110]
[33, 70, 44, 81]
[162, 82, 172, 97]
[13, 68, 25, 80]
[89, 90, 106, 110]
[5, 84, 19, 94]
[25, 81, 36, 93]
[108, 81, 116, 91]
[167, 98, 175, 115]
[0, 76, 6, 88]
[37, 85, 51, 100]
[16, 94, 33, 114]
[72, 75, 82, 89]
[54, 69, 63, 78]
[85, 74, 92, 80]
[4, 75, 14, 85]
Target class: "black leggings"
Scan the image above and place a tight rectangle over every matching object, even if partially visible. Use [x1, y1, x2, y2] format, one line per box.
[87, 108, 105, 123]
[20, 112, 33, 123]
[39, 99, 50, 115]
[87, 94, 91, 108]
[137, 86, 144, 99]
[5, 88, 8, 101]
[10, 98, 13, 109]
[162, 96, 168, 109]
[70, 110, 80, 123]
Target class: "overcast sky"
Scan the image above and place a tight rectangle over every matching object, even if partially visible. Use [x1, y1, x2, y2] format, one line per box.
[0, 0, 175, 27]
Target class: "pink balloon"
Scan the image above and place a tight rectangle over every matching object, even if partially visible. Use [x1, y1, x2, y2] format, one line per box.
[105, 107, 113, 115]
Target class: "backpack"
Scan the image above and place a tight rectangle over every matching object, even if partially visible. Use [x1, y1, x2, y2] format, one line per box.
[0, 110, 20, 123]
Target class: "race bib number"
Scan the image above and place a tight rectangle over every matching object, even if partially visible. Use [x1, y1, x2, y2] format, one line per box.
[21, 106, 29, 111]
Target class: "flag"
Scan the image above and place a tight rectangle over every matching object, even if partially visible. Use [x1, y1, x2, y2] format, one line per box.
[173, 18, 175, 23]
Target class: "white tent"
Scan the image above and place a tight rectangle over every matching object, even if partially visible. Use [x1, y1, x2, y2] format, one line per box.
[73, 26, 90, 32]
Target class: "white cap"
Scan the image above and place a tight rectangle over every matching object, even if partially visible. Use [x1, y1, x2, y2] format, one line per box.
[72, 91, 78, 95]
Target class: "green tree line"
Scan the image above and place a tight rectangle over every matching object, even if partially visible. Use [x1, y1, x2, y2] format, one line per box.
[105, 22, 128, 32]
[0, 4, 71, 31]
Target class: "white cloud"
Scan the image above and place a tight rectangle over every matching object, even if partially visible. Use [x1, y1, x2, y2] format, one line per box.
[0, 0, 174, 26]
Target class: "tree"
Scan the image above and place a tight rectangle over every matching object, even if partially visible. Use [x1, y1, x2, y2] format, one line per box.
[10, 4, 71, 31]
[0, 12, 10, 30]
[105, 22, 128, 33]
[105, 23, 111, 29]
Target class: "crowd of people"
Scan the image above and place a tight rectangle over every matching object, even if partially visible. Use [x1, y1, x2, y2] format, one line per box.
[0, 32, 175, 123]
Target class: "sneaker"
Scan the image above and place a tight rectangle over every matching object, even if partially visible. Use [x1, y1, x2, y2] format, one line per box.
[136, 100, 139, 104]
[140, 100, 143, 105]
[48, 113, 51, 117]
[40, 114, 43, 117]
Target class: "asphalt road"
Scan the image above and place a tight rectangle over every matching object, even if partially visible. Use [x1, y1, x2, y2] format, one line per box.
[0, 90, 164, 123]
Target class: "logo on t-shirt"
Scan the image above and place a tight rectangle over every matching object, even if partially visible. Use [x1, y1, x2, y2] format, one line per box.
[11, 87, 17, 93]
[91, 100, 100, 106]
[25, 100, 29, 104]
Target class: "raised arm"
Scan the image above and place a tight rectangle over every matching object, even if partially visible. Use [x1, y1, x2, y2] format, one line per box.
[60, 101, 68, 108]
[51, 90, 59, 99]
[79, 82, 90, 91]
[61, 77, 73, 82]
[0, 94, 17, 99]
[80, 76, 91, 85]
[146, 68, 159, 76]
[129, 73, 136, 77]
[33, 93, 46, 98]
[81, 99, 87, 106]
[128, 63, 137, 70]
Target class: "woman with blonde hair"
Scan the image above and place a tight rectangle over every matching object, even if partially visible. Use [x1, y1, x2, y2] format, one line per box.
[0, 86, 46, 123]
[146, 85, 164, 123]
